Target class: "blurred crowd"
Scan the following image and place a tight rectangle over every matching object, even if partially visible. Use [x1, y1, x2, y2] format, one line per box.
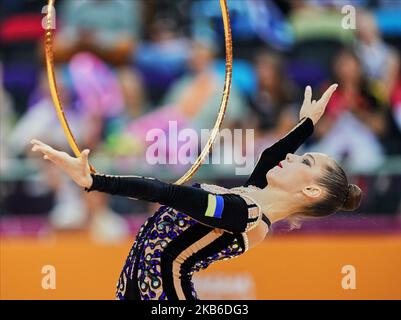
[1, 0, 400, 239]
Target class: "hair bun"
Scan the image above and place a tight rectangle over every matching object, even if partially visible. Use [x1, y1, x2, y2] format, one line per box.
[341, 184, 362, 211]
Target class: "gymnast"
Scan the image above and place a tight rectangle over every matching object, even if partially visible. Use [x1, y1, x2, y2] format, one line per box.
[31, 84, 362, 300]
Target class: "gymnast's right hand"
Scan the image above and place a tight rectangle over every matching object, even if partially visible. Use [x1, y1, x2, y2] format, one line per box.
[30, 139, 93, 189]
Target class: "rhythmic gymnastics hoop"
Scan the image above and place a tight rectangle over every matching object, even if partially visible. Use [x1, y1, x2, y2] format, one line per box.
[44, 0, 233, 185]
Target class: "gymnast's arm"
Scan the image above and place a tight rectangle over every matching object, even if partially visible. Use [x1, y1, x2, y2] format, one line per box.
[243, 83, 339, 188]
[243, 117, 314, 188]
[29, 138, 251, 233]
[85, 174, 250, 233]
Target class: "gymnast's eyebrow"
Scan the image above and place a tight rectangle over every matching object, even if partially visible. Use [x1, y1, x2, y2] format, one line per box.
[306, 154, 316, 165]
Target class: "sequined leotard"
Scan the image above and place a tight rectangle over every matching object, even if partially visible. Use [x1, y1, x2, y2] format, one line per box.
[85, 117, 314, 300]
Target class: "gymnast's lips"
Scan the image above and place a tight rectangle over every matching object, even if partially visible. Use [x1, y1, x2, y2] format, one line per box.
[277, 162, 283, 168]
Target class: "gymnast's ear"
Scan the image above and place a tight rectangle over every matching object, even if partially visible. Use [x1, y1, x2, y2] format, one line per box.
[302, 185, 322, 199]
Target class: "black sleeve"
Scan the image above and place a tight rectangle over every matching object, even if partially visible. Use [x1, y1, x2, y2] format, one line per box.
[85, 174, 250, 233]
[243, 117, 314, 188]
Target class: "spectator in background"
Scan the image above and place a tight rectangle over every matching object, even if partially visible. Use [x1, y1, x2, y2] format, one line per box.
[245, 50, 298, 155]
[53, 0, 146, 138]
[7, 67, 92, 230]
[134, 17, 191, 105]
[7, 54, 129, 242]
[141, 0, 192, 38]
[54, 0, 142, 65]
[162, 38, 247, 131]
[0, 0, 44, 116]
[111, 38, 248, 175]
[286, 0, 354, 88]
[190, 0, 293, 58]
[386, 56, 401, 154]
[308, 48, 387, 172]
[354, 11, 400, 103]
[391, 77, 401, 132]
[0, 63, 18, 174]
[101, 67, 148, 159]
[160, 37, 249, 175]
[353, 11, 401, 156]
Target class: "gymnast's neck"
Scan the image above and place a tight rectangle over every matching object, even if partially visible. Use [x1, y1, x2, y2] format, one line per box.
[247, 186, 302, 224]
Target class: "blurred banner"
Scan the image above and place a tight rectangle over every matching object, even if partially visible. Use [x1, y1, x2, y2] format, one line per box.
[1, 233, 400, 300]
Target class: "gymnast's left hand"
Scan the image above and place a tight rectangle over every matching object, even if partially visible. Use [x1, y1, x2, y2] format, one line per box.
[30, 139, 93, 189]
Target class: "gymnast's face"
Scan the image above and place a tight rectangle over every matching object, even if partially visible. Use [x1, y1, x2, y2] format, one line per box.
[266, 152, 332, 201]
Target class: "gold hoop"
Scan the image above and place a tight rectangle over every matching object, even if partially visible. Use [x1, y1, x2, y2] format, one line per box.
[44, 0, 233, 183]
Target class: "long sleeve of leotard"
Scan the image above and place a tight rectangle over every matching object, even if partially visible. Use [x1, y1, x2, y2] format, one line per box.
[243, 117, 314, 188]
[85, 174, 251, 233]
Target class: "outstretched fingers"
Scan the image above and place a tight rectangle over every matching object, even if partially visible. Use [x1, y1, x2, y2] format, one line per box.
[31, 140, 52, 156]
[31, 139, 49, 150]
[30, 139, 41, 145]
[303, 85, 312, 105]
[30, 139, 62, 163]
[80, 149, 90, 172]
[318, 83, 338, 106]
